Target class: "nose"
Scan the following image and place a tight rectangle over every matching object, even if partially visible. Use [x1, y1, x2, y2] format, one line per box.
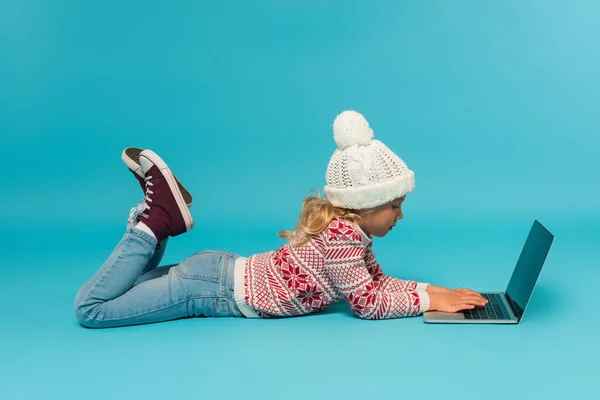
[395, 210, 403, 221]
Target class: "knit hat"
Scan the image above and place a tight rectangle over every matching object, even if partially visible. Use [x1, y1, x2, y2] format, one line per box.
[324, 110, 415, 210]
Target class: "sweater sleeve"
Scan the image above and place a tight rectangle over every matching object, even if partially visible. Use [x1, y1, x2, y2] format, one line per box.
[324, 234, 429, 319]
[363, 242, 430, 293]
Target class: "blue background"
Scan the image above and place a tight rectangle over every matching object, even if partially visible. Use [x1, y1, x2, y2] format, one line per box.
[1, 1, 598, 399]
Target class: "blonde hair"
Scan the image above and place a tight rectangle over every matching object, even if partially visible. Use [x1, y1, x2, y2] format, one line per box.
[278, 190, 364, 247]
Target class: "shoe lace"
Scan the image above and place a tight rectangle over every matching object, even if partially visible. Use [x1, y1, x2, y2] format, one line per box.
[126, 175, 154, 230]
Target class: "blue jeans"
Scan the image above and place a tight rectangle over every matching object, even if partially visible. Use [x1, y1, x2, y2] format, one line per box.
[74, 227, 244, 328]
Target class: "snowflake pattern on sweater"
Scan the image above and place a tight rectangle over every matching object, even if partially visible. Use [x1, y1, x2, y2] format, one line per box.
[243, 218, 425, 319]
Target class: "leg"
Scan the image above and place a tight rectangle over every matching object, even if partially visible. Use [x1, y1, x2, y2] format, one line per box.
[139, 237, 169, 277]
[134, 262, 177, 286]
[74, 244, 243, 328]
[73, 228, 178, 327]
[74, 149, 199, 328]
[125, 201, 169, 278]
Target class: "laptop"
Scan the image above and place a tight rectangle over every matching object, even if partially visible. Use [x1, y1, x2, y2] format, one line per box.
[423, 220, 554, 324]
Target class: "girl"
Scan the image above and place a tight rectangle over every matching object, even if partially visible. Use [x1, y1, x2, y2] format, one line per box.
[74, 110, 487, 328]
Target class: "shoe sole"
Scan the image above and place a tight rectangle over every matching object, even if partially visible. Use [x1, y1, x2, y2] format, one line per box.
[138, 149, 194, 232]
[121, 147, 193, 207]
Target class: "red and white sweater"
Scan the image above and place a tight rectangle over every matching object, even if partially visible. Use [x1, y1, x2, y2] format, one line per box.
[234, 218, 430, 319]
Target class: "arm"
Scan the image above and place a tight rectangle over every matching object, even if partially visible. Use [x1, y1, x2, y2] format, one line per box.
[325, 235, 430, 319]
[426, 285, 455, 294]
[363, 243, 484, 299]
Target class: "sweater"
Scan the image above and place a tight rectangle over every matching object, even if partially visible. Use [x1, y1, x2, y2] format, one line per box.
[233, 217, 430, 319]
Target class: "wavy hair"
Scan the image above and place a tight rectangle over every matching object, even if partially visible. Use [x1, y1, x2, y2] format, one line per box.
[278, 190, 364, 247]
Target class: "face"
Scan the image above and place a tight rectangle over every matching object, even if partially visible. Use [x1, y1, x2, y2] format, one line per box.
[358, 196, 405, 237]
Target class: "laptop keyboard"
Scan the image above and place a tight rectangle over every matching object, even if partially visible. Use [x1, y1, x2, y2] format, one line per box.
[463, 293, 511, 320]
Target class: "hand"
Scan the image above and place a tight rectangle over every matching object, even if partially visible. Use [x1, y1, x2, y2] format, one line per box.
[426, 285, 486, 302]
[428, 290, 488, 313]
[455, 287, 487, 302]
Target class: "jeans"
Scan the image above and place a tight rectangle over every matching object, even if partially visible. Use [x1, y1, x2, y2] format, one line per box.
[74, 226, 244, 329]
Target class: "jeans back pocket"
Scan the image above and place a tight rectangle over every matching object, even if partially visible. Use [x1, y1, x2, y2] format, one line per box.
[174, 251, 223, 283]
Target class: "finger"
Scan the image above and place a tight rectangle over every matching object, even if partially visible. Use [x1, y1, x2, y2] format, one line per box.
[460, 294, 488, 306]
[462, 289, 486, 300]
[450, 291, 486, 305]
[456, 288, 483, 298]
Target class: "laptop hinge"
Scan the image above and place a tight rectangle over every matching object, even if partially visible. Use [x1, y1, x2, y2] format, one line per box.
[505, 293, 524, 320]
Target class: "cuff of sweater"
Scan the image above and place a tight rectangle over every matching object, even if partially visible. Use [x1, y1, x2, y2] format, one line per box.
[415, 282, 430, 291]
[417, 290, 430, 313]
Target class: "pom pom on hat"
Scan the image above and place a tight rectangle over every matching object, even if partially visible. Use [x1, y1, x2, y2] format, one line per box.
[333, 110, 374, 150]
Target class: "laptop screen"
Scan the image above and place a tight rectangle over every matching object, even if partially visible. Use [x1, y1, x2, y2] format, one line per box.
[505, 220, 554, 315]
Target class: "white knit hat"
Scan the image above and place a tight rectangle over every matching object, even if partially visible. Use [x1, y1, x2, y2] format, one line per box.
[324, 110, 415, 210]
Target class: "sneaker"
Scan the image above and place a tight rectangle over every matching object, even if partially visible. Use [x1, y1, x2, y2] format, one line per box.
[134, 150, 194, 241]
[121, 147, 193, 207]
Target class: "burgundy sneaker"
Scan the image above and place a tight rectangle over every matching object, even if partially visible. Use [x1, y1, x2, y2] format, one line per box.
[121, 147, 193, 207]
[135, 150, 194, 241]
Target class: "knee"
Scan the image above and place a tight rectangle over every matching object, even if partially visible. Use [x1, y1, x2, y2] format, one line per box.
[73, 293, 101, 328]
[74, 300, 93, 328]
